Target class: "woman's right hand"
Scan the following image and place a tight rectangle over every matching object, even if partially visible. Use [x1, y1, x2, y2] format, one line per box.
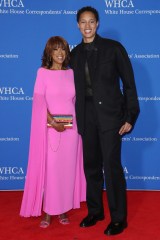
[52, 122, 66, 132]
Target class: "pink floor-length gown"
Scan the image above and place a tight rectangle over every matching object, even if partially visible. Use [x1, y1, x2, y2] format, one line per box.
[20, 67, 86, 217]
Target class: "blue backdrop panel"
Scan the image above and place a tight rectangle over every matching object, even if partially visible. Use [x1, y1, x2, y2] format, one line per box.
[0, 0, 160, 190]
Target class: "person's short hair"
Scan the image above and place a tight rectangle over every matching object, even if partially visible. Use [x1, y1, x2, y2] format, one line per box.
[41, 36, 70, 69]
[77, 6, 99, 22]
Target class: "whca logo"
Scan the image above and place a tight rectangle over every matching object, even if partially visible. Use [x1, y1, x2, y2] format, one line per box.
[104, 0, 134, 8]
[0, 0, 24, 8]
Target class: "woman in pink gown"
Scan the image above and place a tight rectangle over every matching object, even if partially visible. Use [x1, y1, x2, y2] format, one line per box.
[20, 36, 86, 228]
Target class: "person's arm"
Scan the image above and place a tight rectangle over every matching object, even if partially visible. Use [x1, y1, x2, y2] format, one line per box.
[47, 110, 66, 132]
[115, 43, 140, 130]
[20, 68, 47, 217]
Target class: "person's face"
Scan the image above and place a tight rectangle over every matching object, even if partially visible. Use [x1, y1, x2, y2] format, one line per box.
[78, 11, 98, 43]
[51, 46, 66, 68]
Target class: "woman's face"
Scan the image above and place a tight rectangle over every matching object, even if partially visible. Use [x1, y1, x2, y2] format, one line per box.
[78, 11, 98, 43]
[51, 46, 66, 68]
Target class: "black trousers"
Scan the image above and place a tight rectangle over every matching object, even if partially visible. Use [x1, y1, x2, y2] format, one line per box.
[82, 99, 127, 222]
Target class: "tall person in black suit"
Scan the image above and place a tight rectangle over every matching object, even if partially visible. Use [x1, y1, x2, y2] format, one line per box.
[70, 6, 140, 236]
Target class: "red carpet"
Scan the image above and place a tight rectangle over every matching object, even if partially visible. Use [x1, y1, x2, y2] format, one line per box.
[0, 191, 160, 240]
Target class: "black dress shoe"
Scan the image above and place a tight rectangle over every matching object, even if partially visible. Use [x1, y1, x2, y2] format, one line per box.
[104, 221, 127, 235]
[80, 214, 105, 227]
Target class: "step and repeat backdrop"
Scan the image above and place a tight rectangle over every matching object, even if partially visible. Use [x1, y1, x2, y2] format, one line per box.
[0, 0, 160, 190]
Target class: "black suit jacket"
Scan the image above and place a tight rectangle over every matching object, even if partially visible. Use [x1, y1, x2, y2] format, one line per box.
[70, 34, 140, 134]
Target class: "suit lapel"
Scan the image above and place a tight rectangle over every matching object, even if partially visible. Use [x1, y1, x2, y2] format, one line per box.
[88, 35, 101, 83]
[78, 44, 86, 72]
[74, 44, 86, 93]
